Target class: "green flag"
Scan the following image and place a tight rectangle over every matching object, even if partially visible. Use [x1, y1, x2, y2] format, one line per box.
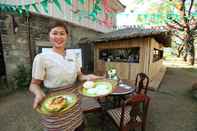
[25, 4, 30, 16]
[41, 0, 48, 14]
[94, 4, 102, 12]
[79, 0, 85, 4]
[53, 0, 62, 12]
[17, 5, 23, 16]
[32, 3, 40, 13]
[89, 11, 97, 21]
[0, 4, 7, 12]
[10, 5, 17, 12]
[64, 0, 72, 5]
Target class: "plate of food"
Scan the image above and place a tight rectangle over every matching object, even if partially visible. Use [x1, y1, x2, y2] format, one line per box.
[79, 79, 116, 97]
[36, 93, 78, 116]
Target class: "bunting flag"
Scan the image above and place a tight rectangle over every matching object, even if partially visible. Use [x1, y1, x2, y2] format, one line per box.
[64, 0, 72, 5]
[25, 4, 30, 16]
[78, 0, 86, 4]
[17, 5, 23, 16]
[40, 0, 48, 14]
[89, 0, 102, 21]
[53, 0, 62, 12]
[0, 0, 104, 23]
[1, 0, 197, 27]
[103, 0, 112, 13]
[32, 3, 40, 13]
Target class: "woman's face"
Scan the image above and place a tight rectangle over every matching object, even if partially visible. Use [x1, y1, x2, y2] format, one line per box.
[49, 26, 68, 48]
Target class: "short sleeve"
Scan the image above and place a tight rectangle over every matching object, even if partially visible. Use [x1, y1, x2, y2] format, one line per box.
[76, 63, 81, 73]
[32, 54, 46, 80]
[75, 58, 81, 73]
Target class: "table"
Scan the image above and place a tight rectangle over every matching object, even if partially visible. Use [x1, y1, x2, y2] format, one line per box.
[110, 80, 136, 107]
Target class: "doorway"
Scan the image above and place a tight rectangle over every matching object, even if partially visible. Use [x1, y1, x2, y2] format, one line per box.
[0, 34, 6, 78]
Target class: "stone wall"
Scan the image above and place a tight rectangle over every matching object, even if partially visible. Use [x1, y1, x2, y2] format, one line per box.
[0, 12, 101, 87]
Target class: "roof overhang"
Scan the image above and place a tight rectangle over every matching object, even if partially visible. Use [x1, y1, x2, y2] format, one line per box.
[79, 28, 172, 47]
[109, 0, 126, 13]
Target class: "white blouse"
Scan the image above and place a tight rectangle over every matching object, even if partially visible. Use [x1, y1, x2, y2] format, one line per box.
[32, 51, 80, 89]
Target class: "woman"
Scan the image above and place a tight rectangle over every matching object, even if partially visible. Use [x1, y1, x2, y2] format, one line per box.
[29, 22, 103, 131]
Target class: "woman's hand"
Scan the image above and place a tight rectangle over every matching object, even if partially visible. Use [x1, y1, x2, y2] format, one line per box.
[29, 79, 46, 109]
[33, 90, 46, 109]
[77, 70, 106, 81]
[86, 74, 105, 81]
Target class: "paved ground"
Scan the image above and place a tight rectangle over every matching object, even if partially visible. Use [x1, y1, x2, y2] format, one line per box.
[146, 67, 197, 131]
[0, 64, 197, 131]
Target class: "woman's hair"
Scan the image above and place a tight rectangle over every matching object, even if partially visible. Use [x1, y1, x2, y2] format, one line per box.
[48, 21, 69, 34]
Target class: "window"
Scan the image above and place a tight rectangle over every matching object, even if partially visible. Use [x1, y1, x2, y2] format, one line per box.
[99, 47, 140, 63]
[153, 48, 163, 62]
[66, 48, 82, 68]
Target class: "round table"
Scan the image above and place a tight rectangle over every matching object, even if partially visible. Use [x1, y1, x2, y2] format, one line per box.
[110, 80, 136, 107]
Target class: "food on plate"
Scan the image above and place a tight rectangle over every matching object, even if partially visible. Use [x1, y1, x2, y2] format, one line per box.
[82, 81, 113, 96]
[83, 81, 95, 89]
[43, 95, 67, 112]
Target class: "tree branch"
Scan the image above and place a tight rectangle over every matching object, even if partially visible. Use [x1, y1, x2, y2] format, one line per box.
[191, 21, 197, 31]
[171, 19, 186, 28]
[171, 30, 184, 41]
[188, 0, 194, 16]
[167, 23, 184, 31]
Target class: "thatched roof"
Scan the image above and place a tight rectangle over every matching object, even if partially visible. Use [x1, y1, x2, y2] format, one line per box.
[79, 27, 171, 47]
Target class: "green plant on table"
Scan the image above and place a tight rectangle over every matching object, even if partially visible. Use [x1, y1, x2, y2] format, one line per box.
[106, 64, 118, 80]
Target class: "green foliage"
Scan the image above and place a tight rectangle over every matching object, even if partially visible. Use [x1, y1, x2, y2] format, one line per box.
[106, 63, 115, 71]
[14, 65, 31, 90]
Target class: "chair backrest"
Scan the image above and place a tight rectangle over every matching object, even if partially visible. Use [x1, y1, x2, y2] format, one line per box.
[120, 94, 150, 131]
[135, 73, 149, 95]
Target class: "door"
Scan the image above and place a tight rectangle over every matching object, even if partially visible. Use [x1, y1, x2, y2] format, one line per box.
[79, 43, 94, 74]
[0, 34, 6, 77]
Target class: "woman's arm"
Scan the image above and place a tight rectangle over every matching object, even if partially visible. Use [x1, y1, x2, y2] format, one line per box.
[29, 79, 46, 109]
[77, 71, 105, 81]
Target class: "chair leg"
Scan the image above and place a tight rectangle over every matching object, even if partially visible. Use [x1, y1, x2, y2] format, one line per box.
[141, 125, 145, 131]
[141, 122, 146, 131]
[75, 122, 85, 131]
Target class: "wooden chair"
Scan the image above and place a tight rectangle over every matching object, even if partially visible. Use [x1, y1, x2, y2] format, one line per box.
[135, 73, 149, 95]
[106, 94, 150, 131]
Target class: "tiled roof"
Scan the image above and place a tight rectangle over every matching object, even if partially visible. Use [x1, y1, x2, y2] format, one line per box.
[79, 27, 171, 47]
